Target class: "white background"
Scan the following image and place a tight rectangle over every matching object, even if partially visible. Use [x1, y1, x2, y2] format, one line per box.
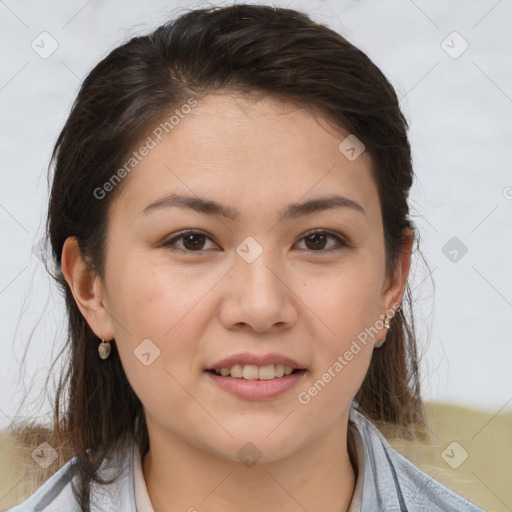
[1, 0, 511, 430]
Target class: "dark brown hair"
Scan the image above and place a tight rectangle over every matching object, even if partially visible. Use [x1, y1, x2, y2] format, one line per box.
[10, 4, 428, 510]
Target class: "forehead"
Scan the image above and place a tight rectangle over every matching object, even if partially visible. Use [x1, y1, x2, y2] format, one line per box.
[109, 93, 380, 225]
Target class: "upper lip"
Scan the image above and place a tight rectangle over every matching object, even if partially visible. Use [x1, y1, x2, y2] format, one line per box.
[206, 352, 305, 371]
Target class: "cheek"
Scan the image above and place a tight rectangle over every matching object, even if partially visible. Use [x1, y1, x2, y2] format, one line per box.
[102, 250, 198, 391]
[106, 248, 203, 339]
[304, 254, 385, 343]
[296, 257, 382, 408]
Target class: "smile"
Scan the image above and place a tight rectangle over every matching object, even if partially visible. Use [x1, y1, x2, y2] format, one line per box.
[205, 367, 307, 400]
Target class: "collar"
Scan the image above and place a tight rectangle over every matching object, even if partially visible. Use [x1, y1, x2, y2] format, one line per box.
[37, 401, 481, 511]
[133, 442, 155, 512]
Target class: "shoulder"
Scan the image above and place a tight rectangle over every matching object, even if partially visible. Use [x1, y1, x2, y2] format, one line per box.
[348, 405, 485, 512]
[6, 442, 137, 512]
[5, 455, 81, 512]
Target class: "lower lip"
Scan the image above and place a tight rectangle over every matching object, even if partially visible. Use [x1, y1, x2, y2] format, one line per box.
[204, 370, 307, 400]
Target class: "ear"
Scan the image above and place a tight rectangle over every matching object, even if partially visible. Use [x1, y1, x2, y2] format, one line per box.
[60, 236, 115, 341]
[376, 227, 414, 341]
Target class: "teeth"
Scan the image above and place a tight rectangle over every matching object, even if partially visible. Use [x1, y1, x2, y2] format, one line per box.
[242, 365, 259, 380]
[258, 365, 275, 380]
[214, 363, 297, 379]
[230, 364, 243, 378]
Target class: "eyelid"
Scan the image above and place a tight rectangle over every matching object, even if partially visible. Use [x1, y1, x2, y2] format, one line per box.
[161, 229, 219, 253]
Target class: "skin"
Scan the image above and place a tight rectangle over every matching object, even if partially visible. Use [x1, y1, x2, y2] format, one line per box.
[62, 92, 413, 512]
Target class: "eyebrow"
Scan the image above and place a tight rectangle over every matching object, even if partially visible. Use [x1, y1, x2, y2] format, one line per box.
[141, 193, 366, 220]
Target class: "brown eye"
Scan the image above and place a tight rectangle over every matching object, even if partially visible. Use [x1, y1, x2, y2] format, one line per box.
[305, 233, 328, 250]
[297, 231, 347, 252]
[162, 230, 217, 253]
[182, 233, 206, 250]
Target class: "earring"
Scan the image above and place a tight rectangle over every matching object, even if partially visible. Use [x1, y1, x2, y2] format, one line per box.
[98, 338, 111, 360]
[374, 312, 392, 348]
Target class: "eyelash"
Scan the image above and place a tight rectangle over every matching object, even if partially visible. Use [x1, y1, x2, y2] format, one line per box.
[161, 229, 348, 255]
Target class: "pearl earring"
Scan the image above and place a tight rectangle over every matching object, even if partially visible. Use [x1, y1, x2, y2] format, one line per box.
[98, 338, 111, 360]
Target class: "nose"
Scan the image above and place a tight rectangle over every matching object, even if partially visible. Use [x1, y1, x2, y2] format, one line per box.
[218, 250, 299, 333]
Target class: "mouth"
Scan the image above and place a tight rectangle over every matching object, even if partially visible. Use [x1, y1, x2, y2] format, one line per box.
[204, 358, 308, 400]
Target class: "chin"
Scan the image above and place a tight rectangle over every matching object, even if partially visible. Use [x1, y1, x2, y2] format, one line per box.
[194, 426, 310, 465]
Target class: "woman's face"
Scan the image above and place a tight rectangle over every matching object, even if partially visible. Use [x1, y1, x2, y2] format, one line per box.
[81, 93, 407, 462]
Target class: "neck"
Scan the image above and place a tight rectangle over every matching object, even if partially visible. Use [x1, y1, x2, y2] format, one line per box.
[142, 416, 357, 512]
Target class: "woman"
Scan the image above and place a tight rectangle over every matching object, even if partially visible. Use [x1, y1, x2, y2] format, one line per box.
[7, 4, 485, 511]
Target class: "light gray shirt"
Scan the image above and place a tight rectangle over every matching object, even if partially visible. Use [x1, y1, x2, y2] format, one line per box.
[7, 403, 485, 511]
